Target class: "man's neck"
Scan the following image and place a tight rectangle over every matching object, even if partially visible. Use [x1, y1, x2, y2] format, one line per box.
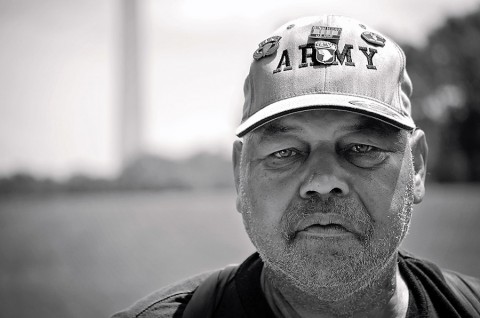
[260, 257, 409, 318]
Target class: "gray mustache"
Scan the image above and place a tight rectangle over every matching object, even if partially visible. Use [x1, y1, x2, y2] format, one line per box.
[280, 196, 373, 240]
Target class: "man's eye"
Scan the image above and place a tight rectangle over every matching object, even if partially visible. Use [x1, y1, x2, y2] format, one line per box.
[344, 144, 387, 168]
[264, 148, 303, 170]
[351, 144, 374, 153]
[273, 149, 298, 159]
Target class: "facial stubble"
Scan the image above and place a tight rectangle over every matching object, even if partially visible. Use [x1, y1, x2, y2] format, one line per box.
[238, 154, 415, 301]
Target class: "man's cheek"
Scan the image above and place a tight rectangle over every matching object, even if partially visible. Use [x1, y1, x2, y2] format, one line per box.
[357, 163, 405, 211]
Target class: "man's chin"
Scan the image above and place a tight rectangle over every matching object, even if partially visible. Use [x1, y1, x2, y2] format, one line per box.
[261, 243, 393, 294]
[287, 234, 366, 260]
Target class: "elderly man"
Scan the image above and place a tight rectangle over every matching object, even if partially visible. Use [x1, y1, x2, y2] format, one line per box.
[113, 15, 480, 318]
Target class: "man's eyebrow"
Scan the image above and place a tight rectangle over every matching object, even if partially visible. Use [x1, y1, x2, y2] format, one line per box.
[340, 118, 402, 137]
[254, 121, 303, 141]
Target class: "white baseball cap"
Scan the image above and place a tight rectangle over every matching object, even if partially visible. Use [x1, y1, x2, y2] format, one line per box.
[236, 15, 415, 137]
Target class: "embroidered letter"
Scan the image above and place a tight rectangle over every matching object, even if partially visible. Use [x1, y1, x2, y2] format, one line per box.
[273, 49, 293, 74]
[358, 46, 377, 70]
[298, 43, 319, 68]
[333, 44, 355, 66]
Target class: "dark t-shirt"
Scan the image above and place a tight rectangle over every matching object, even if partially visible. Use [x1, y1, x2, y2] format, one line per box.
[113, 252, 480, 318]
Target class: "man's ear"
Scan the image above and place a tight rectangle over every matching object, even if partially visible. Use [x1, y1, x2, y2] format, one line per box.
[410, 128, 428, 204]
[232, 140, 243, 212]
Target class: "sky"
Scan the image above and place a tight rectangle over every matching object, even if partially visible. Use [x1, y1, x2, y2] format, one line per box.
[1, 0, 479, 179]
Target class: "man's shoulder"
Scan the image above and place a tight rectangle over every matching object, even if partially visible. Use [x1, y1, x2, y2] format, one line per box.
[442, 269, 480, 308]
[400, 250, 480, 290]
[399, 250, 480, 315]
[111, 270, 214, 318]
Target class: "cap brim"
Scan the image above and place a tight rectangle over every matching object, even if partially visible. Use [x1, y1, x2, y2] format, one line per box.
[235, 94, 416, 137]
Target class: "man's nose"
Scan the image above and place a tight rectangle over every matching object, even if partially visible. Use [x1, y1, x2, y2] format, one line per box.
[299, 153, 350, 199]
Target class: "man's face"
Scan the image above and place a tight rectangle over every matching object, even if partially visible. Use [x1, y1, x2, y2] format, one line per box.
[235, 110, 420, 298]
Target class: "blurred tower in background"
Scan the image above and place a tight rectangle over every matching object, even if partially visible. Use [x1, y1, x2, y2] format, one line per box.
[119, 0, 143, 168]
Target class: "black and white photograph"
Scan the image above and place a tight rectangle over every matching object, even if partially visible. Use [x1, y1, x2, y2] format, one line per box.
[1, 1, 479, 317]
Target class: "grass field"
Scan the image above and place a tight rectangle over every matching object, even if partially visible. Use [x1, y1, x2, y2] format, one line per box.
[0, 185, 479, 318]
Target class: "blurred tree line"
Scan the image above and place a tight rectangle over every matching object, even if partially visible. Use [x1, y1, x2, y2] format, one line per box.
[0, 152, 234, 195]
[403, 7, 480, 182]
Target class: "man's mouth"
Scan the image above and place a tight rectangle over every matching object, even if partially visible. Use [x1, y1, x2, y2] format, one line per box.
[301, 223, 351, 237]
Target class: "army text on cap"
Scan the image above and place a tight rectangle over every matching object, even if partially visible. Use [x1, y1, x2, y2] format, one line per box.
[273, 43, 378, 73]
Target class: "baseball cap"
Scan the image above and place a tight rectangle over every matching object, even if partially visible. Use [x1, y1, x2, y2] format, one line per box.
[236, 15, 415, 137]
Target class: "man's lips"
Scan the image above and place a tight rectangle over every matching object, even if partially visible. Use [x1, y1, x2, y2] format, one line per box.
[295, 213, 362, 237]
[301, 224, 350, 236]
